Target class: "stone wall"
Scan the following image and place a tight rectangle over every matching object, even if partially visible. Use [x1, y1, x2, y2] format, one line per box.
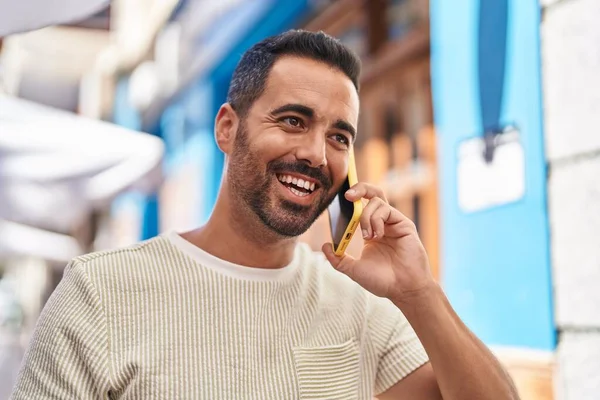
[542, 0, 600, 398]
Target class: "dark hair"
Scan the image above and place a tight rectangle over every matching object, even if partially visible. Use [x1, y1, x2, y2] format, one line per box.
[226, 29, 361, 117]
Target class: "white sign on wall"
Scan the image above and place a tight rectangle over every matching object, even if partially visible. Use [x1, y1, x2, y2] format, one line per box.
[457, 127, 525, 213]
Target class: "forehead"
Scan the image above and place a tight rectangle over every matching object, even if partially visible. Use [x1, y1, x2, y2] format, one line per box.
[255, 56, 360, 125]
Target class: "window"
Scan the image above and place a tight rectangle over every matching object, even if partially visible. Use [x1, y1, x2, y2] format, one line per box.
[387, 0, 421, 40]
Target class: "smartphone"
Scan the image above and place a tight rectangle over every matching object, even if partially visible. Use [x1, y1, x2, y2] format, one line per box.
[328, 148, 363, 256]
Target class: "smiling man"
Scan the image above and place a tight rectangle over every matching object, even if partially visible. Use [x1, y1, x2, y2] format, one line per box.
[11, 30, 519, 399]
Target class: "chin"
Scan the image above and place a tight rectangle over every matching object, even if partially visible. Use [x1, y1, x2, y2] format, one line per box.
[268, 217, 315, 238]
[259, 206, 319, 238]
[248, 180, 328, 239]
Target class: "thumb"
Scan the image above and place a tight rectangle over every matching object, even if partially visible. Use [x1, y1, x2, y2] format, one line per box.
[322, 243, 356, 275]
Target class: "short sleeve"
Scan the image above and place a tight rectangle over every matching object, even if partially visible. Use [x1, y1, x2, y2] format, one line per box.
[367, 294, 429, 395]
[10, 260, 112, 399]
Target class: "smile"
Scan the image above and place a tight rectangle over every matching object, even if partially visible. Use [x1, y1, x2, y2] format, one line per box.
[276, 173, 317, 198]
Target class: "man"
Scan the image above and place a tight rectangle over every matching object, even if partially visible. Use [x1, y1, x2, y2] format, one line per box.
[11, 30, 519, 399]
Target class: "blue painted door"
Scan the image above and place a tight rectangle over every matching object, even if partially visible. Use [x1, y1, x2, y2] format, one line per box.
[430, 0, 555, 350]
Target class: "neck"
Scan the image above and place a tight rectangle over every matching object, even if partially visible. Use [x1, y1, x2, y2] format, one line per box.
[181, 187, 298, 269]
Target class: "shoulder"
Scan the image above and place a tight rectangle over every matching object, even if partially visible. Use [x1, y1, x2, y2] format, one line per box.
[66, 235, 173, 292]
[72, 235, 168, 271]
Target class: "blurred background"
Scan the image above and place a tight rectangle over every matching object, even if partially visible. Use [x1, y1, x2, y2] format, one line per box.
[0, 0, 597, 398]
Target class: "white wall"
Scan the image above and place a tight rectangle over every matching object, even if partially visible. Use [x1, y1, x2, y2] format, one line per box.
[542, 0, 600, 397]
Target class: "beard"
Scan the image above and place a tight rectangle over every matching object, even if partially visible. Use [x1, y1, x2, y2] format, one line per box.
[228, 124, 338, 237]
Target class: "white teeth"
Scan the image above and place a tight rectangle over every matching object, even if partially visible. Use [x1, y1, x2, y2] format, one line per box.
[276, 174, 316, 193]
[290, 187, 308, 197]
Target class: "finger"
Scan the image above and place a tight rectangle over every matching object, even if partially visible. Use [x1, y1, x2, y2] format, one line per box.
[390, 207, 417, 231]
[359, 197, 387, 240]
[383, 208, 419, 239]
[345, 182, 387, 202]
[321, 243, 356, 275]
[370, 204, 392, 239]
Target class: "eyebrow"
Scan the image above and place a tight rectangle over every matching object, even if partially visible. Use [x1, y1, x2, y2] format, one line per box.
[333, 119, 357, 142]
[270, 103, 315, 118]
[270, 103, 357, 142]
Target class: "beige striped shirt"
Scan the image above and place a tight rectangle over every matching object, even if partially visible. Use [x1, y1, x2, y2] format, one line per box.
[11, 231, 428, 399]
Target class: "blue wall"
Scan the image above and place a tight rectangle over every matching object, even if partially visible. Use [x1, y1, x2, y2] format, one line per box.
[430, 0, 555, 350]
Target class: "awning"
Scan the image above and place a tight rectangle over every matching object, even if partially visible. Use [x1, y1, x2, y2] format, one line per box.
[0, 0, 110, 37]
[0, 94, 165, 261]
[0, 221, 84, 263]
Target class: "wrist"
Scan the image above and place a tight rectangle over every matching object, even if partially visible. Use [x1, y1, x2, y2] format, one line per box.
[391, 281, 447, 318]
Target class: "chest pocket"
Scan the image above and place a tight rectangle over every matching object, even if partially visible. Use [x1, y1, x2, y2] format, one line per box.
[293, 339, 361, 400]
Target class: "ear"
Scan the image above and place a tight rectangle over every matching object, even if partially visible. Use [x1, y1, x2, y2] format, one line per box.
[214, 103, 239, 155]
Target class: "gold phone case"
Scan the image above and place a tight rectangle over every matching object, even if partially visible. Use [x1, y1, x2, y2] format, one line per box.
[332, 148, 363, 256]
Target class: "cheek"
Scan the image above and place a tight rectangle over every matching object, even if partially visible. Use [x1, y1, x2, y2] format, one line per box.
[326, 151, 349, 187]
[256, 132, 297, 161]
[238, 131, 275, 161]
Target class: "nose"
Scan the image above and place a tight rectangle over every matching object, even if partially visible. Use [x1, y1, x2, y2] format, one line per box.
[294, 131, 327, 168]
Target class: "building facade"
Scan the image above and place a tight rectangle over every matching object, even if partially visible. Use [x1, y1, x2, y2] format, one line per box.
[542, 0, 600, 398]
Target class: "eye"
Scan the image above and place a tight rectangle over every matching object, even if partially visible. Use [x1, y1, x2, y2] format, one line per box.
[282, 117, 303, 128]
[332, 133, 350, 147]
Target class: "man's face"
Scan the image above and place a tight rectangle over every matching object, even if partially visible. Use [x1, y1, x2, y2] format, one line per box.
[227, 56, 360, 237]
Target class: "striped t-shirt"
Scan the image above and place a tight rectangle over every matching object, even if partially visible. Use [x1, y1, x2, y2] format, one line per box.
[11, 231, 428, 399]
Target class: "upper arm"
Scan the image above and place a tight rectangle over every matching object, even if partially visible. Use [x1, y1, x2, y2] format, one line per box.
[377, 362, 443, 400]
[10, 260, 111, 399]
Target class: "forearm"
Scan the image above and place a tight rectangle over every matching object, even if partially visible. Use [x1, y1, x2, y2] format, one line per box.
[393, 283, 519, 400]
